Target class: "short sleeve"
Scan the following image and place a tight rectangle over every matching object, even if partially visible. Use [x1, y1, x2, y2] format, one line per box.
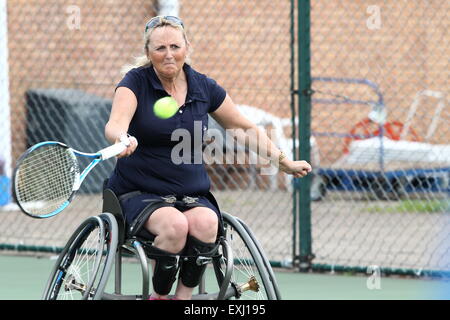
[206, 78, 226, 113]
[116, 68, 142, 99]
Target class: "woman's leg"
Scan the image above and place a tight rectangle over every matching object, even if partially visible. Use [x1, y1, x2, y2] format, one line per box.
[144, 207, 189, 299]
[174, 207, 218, 300]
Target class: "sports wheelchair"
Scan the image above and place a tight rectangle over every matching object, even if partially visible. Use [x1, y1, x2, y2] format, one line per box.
[42, 189, 281, 300]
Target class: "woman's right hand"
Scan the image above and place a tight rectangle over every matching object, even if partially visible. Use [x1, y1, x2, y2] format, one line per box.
[116, 134, 138, 158]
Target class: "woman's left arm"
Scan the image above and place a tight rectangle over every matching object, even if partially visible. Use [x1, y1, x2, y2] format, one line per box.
[210, 94, 312, 178]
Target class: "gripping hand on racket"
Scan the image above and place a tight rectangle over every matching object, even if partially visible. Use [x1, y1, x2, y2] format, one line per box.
[115, 133, 138, 158]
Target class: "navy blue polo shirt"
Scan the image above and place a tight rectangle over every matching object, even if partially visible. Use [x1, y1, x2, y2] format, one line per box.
[106, 64, 226, 197]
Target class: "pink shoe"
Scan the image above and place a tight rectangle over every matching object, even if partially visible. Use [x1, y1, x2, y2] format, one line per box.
[148, 294, 169, 300]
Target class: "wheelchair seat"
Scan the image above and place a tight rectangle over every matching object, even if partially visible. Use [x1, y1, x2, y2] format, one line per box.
[102, 188, 127, 245]
[102, 188, 157, 249]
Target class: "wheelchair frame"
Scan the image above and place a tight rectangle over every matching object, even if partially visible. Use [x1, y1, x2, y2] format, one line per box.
[42, 189, 281, 300]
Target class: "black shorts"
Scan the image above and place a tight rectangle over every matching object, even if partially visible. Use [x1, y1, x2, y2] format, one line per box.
[119, 192, 222, 241]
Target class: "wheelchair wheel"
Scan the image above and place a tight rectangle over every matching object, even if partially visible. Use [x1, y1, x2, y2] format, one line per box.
[235, 215, 282, 300]
[42, 213, 118, 300]
[213, 212, 279, 300]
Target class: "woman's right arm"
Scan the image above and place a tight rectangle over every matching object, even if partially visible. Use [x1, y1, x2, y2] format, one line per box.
[105, 87, 139, 158]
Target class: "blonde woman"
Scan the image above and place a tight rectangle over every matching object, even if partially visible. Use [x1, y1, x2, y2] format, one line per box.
[105, 16, 311, 300]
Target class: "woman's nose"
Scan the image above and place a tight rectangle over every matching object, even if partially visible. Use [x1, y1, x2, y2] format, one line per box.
[165, 49, 174, 59]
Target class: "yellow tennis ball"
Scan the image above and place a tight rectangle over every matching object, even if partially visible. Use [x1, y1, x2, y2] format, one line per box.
[153, 96, 179, 119]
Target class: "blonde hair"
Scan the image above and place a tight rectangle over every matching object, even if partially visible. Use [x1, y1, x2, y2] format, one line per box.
[121, 18, 190, 75]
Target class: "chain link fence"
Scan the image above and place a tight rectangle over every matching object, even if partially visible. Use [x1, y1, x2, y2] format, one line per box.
[0, 0, 295, 264]
[0, 0, 448, 277]
[309, 1, 449, 275]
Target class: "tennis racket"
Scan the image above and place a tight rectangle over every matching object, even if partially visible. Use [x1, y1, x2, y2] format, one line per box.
[12, 137, 130, 219]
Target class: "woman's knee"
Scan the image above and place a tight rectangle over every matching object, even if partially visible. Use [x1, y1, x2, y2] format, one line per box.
[185, 208, 218, 242]
[146, 207, 189, 242]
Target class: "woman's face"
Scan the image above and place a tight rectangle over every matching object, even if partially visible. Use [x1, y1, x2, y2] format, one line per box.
[148, 26, 188, 79]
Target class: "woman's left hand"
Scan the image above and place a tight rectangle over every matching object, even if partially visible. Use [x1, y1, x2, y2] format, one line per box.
[279, 159, 312, 178]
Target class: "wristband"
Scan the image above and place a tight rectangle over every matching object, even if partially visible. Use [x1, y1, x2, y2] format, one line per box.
[278, 151, 286, 164]
[272, 151, 286, 167]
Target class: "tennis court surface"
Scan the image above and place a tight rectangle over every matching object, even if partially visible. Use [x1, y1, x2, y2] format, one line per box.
[1, 254, 448, 300]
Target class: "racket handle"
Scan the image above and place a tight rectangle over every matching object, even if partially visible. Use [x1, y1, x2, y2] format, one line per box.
[99, 136, 131, 160]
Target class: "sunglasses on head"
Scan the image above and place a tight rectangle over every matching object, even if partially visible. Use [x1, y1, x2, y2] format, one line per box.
[144, 16, 184, 33]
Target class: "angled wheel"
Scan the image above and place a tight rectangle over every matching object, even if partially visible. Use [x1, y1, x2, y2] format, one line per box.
[234, 215, 282, 300]
[212, 212, 279, 300]
[42, 213, 118, 300]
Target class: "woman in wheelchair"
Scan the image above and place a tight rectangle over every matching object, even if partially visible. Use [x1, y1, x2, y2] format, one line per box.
[104, 16, 312, 300]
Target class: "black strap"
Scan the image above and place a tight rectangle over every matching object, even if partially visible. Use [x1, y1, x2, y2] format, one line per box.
[118, 191, 143, 202]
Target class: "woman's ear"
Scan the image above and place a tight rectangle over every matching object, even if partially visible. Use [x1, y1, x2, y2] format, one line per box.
[145, 38, 151, 58]
[145, 46, 151, 62]
[185, 40, 192, 61]
[186, 40, 191, 52]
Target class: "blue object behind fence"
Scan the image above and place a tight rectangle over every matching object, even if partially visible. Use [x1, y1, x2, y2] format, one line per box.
[0, 175, 11, 206]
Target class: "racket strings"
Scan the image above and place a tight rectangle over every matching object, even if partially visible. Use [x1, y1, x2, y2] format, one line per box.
[15, 145, 79, 216]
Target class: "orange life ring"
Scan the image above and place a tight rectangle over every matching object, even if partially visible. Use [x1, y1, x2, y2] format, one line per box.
[343, 118, 421, 153]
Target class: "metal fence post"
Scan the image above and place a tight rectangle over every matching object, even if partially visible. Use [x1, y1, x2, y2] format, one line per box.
[296, 0, 313, 272]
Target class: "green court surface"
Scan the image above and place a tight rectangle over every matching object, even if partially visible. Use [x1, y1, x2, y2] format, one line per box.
[0, 254, 448, 300]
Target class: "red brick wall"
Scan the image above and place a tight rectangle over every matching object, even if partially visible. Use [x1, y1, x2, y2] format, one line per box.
[8, 0, 156, 160]
[7, 0, 448, 166]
